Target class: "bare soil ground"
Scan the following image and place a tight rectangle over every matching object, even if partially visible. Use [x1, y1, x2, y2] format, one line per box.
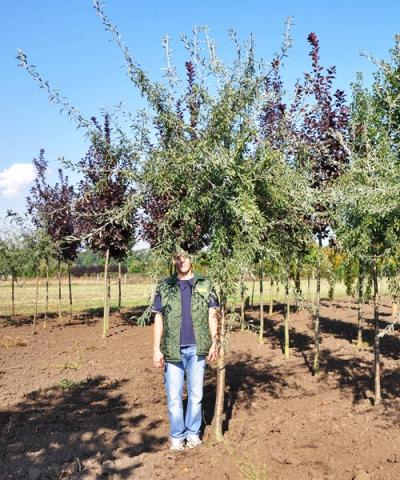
[1, 299, 400, 480]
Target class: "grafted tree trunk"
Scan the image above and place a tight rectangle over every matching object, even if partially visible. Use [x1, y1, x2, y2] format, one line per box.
[269, 277, 274, 315]
[214, 299, 226, 442]
[118, 261, 122, 314]
[11, 272, 15, 322]
[240, 272, 245, 330]
[32, 272, 39, 334]
[294, 264, 301, 309]
[357, 266, 364, 348]
[58, 256, 62, 322]
[251, 265, 256, 308]
[44, 261, 49, 328]
[102, 248, 110, 338]
[392, 301, 398, 323]
[372, 259, 381, 405]
[391, 273, 399, 323]
[313, 235, 322, 375]
[68, 265, 73, 322]
[259, 261, 264, 344]
[284, 276, 290, 359]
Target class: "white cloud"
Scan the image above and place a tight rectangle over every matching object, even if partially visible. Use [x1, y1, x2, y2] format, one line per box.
[0, 163, 36, 198]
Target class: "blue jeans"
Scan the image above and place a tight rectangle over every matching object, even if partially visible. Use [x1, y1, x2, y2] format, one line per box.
[164, 345, 206, 440]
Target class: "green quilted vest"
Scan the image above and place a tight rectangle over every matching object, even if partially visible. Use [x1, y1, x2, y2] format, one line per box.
[155, 273, 215, 362]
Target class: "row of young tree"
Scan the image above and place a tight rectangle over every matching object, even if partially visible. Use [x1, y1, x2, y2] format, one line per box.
[11, 3, 400, 439]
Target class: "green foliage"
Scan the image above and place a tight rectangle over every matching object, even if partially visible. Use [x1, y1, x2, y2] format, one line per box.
[0, 232, 33, 279]
[126, 249, 151, 273]
[135, 27, 291, 295]
[58, 378, 80, 390]
[75, 249, 104, 268]
[334, 67, 400, 264]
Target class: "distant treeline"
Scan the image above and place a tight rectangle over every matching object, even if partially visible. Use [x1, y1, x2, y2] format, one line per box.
[72, 248, 150, 276]
[70, 264, 128, 277]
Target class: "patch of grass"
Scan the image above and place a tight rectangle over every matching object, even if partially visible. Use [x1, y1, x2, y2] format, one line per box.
[0, 278, 153, 317]
[0, 336, 27, 348]
[58, 378, 81, 390]
[223, 440, 269, 480]
[55, 361, 81, 371]
[55, 341, 84, 371]
[239, 461, 268, 480]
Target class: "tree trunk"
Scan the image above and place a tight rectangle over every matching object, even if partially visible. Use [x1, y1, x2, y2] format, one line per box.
[118, 261, 122, 314]
[307, 272, 311, 302]
[269, 278, 274, 315]
[259, 262, 264, 344]
[284, 277, 290, 359]
[313, 236, 322, 375]
[251, 267, 256, 308]
[102, 248, 110, 338]
[44, 261, 49, 329]
[58, 257, 62, 322]
[32, 272, 39, 334]
[214, 300, 226, 442]
[357, 267, 364, 348]
[11, 272, 15, 322]
[68, 266, 73, 322]
[391, 300, 398, 323]
[294, 265, 301, 309]
[372, 260, 381, 405]
[240, 273, 245, 331]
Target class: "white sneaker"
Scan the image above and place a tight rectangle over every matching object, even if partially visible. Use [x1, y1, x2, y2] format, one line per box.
[170, 438, 185, 451]
[186, 436, 202, 449]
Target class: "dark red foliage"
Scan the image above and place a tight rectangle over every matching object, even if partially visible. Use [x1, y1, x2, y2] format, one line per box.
[27, 149, 79, 262]
[300, 32, 350, 238]
[259, 33, 349, 241]
[75, 115, 136, 259]
[140, 190, 209, 254]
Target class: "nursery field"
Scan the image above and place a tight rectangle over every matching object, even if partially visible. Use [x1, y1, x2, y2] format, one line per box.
[3, 2, 400, 479]
[1, 298, 399, 480]
[0, 277, 390, 319]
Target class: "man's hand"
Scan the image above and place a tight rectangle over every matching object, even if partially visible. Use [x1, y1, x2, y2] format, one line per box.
[153, 349, 165, 369]
[207, 342, 218, 363]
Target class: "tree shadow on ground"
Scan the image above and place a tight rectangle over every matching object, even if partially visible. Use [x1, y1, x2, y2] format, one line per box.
[26, 306, 149, 332]
[243, 311, 314, 359]
[318, 348, 373, 403]
[0, 375, 167, 479]
[321, 299, 393, 316]
[318, 348, 400, 408]
[1, 312, 61, 328]
[319, 316, 400, 360]
[202, 352, 307, 436]
[119, 306, 148, 325]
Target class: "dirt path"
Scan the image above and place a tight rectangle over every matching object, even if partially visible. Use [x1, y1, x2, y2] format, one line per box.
[1, 301, 400, 479]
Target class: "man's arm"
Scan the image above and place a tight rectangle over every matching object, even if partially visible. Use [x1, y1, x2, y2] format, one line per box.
[207, 307, 219, 362]
[153, 312, 164, 369]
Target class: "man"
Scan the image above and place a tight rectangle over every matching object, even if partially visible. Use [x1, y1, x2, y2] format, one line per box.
[152, 252, 219, 451]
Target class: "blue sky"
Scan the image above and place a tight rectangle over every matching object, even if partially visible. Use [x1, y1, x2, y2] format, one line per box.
[1, 0, 400, 230]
